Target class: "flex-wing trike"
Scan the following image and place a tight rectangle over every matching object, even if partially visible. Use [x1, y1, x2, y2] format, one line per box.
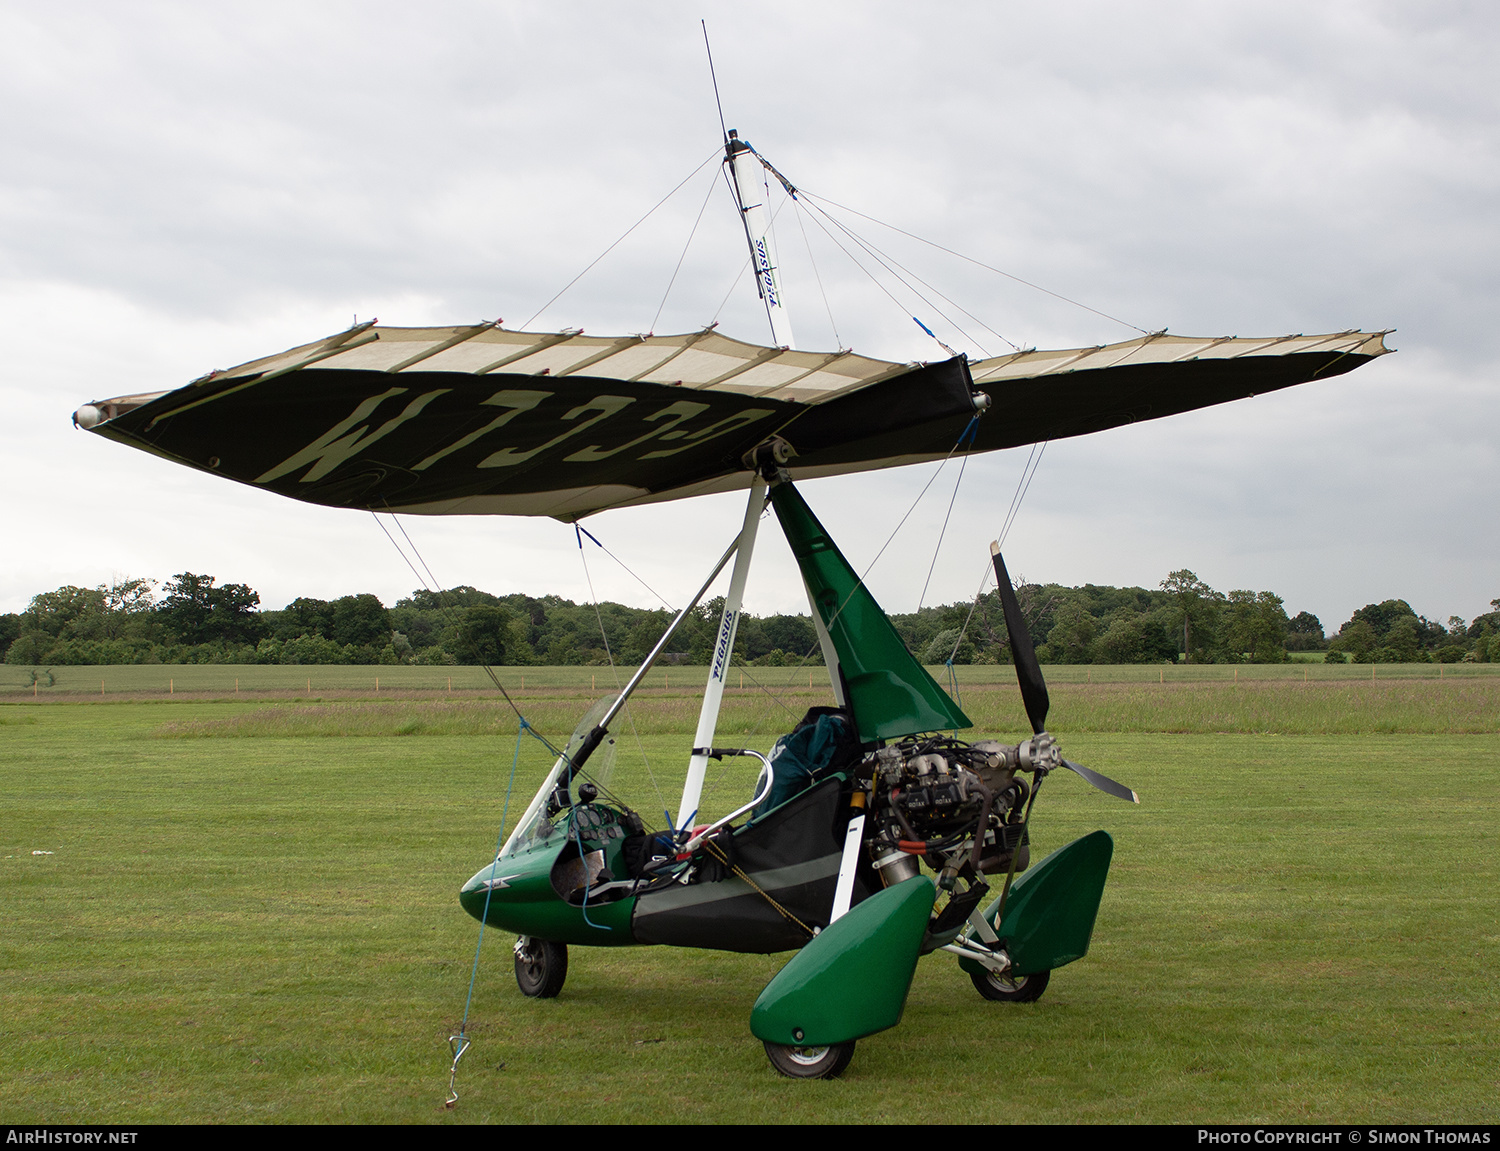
[459, 466, 1140, 1080]
[69, 130, 1386, 1079]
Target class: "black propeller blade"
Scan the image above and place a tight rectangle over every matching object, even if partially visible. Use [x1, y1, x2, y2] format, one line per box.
[1062, 758, 1140, 804]
[989, 541, 1049, 736]
[990, 540, 1139, 804]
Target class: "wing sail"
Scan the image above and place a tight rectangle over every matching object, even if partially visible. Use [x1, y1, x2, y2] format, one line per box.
[75, 324, 1390, 519]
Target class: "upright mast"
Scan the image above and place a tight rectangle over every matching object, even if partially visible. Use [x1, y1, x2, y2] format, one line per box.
[677, 131, 829, 831]
[725, 130, 796, 350]
[677, 476, 768, 830]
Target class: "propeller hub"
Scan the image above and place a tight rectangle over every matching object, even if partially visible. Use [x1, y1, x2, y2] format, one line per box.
[1018, 732, 1061, 774]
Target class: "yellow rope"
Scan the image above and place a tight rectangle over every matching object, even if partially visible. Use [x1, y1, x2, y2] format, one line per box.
[700, 838, 815, 938]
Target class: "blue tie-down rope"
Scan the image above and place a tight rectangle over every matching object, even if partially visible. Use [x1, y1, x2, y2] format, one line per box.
[446, 717, 529, 1108]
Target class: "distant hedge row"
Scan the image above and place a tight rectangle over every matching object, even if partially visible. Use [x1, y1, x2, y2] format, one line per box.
[3, 571, 1496, 668]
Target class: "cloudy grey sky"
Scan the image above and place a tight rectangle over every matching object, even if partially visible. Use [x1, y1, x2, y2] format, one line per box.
[3, 1, 1495, 633]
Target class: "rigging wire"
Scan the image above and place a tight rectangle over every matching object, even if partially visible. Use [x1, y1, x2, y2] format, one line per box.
[999, 441, 1048, 549]
[520, 147, 722, 331]
[579, 527, 677, 612]
[650, 163, 723, 335]
[563, 516, 802, 818]
[803, 199, 1021, 354]
[797, 187, 1152, 336]
[791, 194, 842, 349]
[947, 439, 1050, 666]
[794, 198, 967, 358]
[369, 508, 561, 756]
[918, 440, 975, 611]
[710, 253, 755, 328]
[575, 524, 666, 814]
[589, 500, 801, 729]
[798, 196, 993, 358]
[370, 514, 648, 881]
[840, 416, 980, 613]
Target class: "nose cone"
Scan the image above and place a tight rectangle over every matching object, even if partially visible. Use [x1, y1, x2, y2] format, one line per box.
[459, 861, 508, 922]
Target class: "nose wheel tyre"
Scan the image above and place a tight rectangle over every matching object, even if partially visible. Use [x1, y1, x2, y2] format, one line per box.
[970, 967, 1050, 1002]
[763, 1040, 856, 1079]
[514, 936, 568, 998]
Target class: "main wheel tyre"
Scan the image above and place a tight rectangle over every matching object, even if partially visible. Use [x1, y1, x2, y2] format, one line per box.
[970, 967, 1050, 1002]
[763, 1040, 856, 1080]
[514, 937, 568, 998]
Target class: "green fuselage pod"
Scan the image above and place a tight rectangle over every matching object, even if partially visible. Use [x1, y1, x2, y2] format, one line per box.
[961, 829, 1114, 978]
[633, 776, 861, 954]
[459, 831, 637, 946]
[750, 875, 937, 1047]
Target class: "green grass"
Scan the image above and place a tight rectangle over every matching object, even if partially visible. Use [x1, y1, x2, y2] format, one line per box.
[121, 676, 1497, 740]
[2, 694, 1497, 1123]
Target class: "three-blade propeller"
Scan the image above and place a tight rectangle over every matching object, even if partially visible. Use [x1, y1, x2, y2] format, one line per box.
[989, 542, 1139, 804]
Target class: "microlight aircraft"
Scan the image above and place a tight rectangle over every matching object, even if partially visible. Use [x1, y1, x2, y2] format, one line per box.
[73, 129, 1390, 1078]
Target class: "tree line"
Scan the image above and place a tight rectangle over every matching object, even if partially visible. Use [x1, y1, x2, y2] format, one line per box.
[2, 571, 1497, 668]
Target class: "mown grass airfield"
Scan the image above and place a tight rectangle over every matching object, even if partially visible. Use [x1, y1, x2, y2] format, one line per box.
[3, 664, 1495, 1123]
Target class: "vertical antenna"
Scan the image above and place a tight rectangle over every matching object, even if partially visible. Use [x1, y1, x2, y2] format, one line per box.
[702, 21, 729, 146]
[703, 21, 795, 348]
[724, 133, 796, 349]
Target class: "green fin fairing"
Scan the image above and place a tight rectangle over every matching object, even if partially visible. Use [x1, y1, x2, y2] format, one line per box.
[769, 482, 971, 743]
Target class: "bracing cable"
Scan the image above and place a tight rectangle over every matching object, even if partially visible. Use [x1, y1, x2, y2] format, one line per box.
[806, 204, 1021, 355]
[521, 147, 722, 330]
[998, 441, 1048, 549]
[799, 197, 993, 358]
[575, 524, 665, 813]
[918, 436, 975, 610]
[576, 524, 676, 612]
[651, 163, 723, 335]
[791, 195, 842, 349]
[795, 198, 969, 357]
[948, 440, 1050, 665]
[835, 414, 981, 625]
[798, 188, 1152, 336]
[369, 507, 561, 757]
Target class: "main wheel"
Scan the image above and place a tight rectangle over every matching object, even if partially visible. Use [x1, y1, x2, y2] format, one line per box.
[514, 936, 568, 998]
[763, 1040, 856, 1079]
[970, 967, 1050, 1002]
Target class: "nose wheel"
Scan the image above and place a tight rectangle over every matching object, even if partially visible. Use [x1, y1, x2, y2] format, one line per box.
[514, 936, 568, 998]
